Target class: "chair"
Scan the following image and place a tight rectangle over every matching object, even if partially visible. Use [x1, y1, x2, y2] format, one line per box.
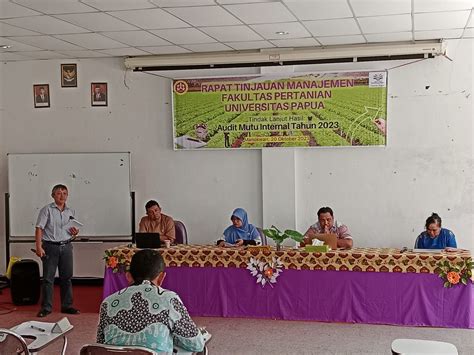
[391, 339, 458, 355]
[174, 220, 188, 244]
[257, 227, 267, 245]
[80, 343, 208, 355]
[0, 328, 30, 355]
[80, 343, 159, 355]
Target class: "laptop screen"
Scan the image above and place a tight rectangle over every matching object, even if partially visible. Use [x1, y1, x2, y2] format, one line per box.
[134, 232, 162, 249]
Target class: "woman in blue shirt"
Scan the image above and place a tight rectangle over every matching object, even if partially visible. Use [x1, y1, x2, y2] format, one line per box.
[217, 208, 261, 247]
[415, 213, 457, 249]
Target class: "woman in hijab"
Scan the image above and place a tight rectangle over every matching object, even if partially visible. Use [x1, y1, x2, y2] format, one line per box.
[217, 208, 261, 247]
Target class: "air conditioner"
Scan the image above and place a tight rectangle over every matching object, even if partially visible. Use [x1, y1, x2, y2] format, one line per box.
[124, 40, 445, 72]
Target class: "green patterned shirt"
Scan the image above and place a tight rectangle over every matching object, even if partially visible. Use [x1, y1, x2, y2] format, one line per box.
[97, 281, 205, 353]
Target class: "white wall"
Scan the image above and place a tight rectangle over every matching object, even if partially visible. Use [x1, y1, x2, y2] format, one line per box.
[0, 39, 472, 275]
[0, 57, 262, 275]
[295, 39, 473, 251]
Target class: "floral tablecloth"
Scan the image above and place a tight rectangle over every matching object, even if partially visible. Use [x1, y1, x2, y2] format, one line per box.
[104, 245, 472, 275]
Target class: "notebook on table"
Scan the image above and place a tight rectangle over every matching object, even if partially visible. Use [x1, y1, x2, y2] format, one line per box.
[134, 233, 162, 249]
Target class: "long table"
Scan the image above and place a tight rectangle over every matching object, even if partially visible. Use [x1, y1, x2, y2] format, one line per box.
[103, 245, 474, 329]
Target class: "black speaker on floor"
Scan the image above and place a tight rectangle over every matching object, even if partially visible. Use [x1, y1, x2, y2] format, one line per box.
[10, 259, 40, 305]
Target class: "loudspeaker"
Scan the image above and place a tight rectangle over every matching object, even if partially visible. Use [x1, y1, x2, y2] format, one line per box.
[10, 259, 40, 305]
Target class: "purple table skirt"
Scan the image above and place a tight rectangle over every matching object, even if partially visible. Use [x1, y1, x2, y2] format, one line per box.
[103, 267, 474, 329]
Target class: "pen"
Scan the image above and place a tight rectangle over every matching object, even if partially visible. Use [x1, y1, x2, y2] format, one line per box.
[30, 325, 46, 332]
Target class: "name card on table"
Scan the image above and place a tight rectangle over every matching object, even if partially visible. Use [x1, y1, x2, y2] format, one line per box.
[52, 317, 72, 333]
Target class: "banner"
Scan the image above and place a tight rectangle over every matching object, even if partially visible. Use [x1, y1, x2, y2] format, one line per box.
[172, 71, 387, 149]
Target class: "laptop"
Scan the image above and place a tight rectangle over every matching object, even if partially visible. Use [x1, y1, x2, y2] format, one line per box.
[134, 233, 162, 249]
[313, 233, 338, 250]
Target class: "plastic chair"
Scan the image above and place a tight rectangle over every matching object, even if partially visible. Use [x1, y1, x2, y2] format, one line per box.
[174, 220, 188, 244]
[391, 339, 458, 354]
[80, 343, 159, 354]
[0, 328, 30, 355]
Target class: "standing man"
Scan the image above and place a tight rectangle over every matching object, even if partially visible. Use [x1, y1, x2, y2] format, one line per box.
[35, 184, 80, 317]
[138, 200, 175, 243]
[302, 206, 353, 249]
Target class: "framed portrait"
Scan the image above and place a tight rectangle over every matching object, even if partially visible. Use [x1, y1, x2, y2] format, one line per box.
[91, 82, 107, 106]
[33, 84, 50, 108]
[61, 63, 77, 87]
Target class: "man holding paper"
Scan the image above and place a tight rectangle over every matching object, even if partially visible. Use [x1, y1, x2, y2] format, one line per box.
[35, 184, 80, 318]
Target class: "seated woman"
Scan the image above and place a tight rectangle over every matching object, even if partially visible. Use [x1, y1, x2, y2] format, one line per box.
[415, 213, 457, 249]
[217, 208, 261, 247]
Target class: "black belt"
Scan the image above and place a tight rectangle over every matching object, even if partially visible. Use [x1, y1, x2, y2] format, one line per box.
[43, 239, 72, 245]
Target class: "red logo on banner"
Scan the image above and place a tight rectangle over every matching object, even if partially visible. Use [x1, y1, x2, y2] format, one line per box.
[173, 80, 188, 95]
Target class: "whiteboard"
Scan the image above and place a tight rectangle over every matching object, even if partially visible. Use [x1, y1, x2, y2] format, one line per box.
[8, 153, 132, 237]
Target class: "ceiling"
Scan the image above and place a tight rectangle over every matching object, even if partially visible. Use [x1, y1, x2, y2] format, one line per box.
[0, 0, 473, 62]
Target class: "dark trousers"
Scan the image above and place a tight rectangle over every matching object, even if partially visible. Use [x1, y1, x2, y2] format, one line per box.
[41, 242, 74, 311]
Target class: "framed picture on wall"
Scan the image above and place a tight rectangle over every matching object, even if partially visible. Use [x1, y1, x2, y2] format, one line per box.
[61, 63, 77, 87]
[91, 82, 107, 106]
[33, 84, 50, 108]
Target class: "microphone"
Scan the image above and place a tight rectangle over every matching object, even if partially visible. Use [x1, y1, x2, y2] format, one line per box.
[69, 216, 74, 220]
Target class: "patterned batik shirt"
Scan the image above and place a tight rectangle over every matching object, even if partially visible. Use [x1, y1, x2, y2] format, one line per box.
[306, 220, 352, 240]
[97, 281, 205, 353]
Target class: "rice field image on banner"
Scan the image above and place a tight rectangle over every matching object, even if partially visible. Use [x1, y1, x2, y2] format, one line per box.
[172, 71, 387, 150]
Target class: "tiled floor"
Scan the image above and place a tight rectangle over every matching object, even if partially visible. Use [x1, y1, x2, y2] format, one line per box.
[1, 285, 473, 354]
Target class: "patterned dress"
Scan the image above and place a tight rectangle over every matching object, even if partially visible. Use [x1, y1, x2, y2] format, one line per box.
[97, 281, 205, 353]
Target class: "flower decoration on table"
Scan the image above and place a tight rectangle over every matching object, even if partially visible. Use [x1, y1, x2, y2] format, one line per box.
[436, 257, 473, 288]
[103, 250, 129, 273]
[262, 225, 304, 251]
[247, 257, 283, 288]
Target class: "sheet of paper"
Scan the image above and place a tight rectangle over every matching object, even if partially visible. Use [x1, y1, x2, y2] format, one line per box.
[52, 317, 72, 333]
[66, 219, 83, 229]
[12, 318, 72, 335]
[412, 249, 442, 253]
[13, 321, 55, 334]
